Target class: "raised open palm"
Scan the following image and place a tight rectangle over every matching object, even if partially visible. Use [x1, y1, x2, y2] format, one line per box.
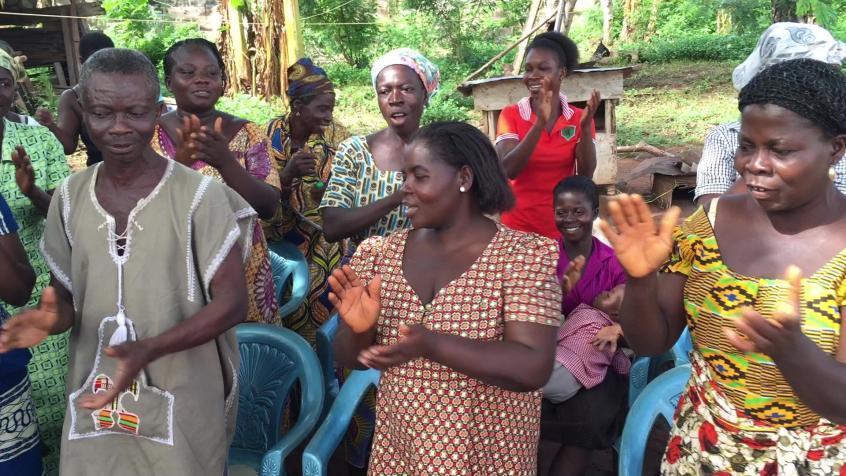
[327, 265, 381, 333]
[0, 286, 60, 352]
[598, 194, 681, 278]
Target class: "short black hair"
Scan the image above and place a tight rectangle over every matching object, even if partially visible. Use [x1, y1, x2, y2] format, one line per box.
[412, 121, 515, 215]
[80, 32, 114, 63]
[553, 175, 599, 214]
[527, 32, 579, 72]
[79, 48, 160, 103]
[739, 58, 846, 138]
[163, 38, 225, 82]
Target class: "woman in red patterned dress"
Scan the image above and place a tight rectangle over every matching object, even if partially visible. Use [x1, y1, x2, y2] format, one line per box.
[328, 121, 562, 475]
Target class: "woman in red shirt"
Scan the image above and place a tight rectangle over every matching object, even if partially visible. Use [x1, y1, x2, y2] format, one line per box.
[496, 32, 599, 239]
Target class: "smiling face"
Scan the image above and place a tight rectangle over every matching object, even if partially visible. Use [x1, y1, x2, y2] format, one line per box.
[82, 72, 159, 163]
[737, 103, 845, 212]
[0, 67, 14, 118]
[400, 141, 469, 229]
[293, 92, 335, 135]
[166, 45, 224, 113]
[523, 47, 565, 99]
[375, 65, 427, 136]
[554, 190, 596, 244]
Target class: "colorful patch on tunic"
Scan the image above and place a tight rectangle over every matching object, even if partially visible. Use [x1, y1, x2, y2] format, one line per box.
[561, 125, 577, 140]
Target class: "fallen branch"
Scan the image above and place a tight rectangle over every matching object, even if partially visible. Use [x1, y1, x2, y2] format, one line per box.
[617, 141, 674, 157]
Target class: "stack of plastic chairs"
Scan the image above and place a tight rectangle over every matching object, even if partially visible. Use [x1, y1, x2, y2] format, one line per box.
[618, 364, 691, 476]
[267, 241, 310, 319]
[628, 327, 692, 407]
[228, 324, 324, 476]
[302, 314, 381, 476]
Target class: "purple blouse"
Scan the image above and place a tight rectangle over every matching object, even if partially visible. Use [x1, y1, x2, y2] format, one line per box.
[557, 236, 627, 315]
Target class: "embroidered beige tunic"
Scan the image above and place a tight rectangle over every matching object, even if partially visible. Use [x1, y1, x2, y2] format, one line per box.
[40, 161, 254, 475]
[350, 226, 562, 475]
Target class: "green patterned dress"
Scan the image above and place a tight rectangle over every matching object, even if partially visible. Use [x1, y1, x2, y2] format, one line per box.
[319, 135, 409, 254]
[0, 118, 71, 475]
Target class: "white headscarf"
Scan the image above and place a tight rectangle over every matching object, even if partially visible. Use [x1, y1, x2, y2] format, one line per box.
[732, 22, 846, 91]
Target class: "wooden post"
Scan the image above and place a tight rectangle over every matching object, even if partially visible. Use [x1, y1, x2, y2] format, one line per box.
[511, 0, 543, 75]
[61, 16, 78, 85]
[54, 62, 67, 88]
[69, 1, 81, 81]
[553, 0, 566, 31]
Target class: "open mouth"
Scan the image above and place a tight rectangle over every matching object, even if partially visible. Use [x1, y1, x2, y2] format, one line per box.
[192, 90, 212, 98]
[390, 112, 408, 120]
[527, 83, 542, 92]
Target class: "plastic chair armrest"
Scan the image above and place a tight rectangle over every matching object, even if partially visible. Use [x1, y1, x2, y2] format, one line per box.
[302, 369, 380, 476]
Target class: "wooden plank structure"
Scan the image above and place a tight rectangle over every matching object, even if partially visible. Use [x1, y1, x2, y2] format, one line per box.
[0, 1, 103, 88]
[458, 66, 633, 191]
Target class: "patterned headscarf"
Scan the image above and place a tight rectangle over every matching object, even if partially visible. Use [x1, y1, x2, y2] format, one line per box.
[0, 48, 19, 83]
[286, 57, 334, 100]
[733, 22, 846, 91]
[370, 48, 440, 99]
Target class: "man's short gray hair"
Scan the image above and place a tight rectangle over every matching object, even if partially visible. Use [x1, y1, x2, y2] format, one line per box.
[79, 48, 160, 103]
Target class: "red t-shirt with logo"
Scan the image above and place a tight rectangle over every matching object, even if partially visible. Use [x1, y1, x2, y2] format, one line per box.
[496, 93, 596, 240]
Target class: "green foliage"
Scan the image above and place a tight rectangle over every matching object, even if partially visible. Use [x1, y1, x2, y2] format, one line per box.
[216, 93, 284, 126]
[619, 33, 759, 63]
[797, 0, 838, 27]
[616, 61, 738, 147]
[102, 0, 201, 69]
[421, 87, 473, 124]
[324, 63, 371, 87]
[300, 0, 379, 68]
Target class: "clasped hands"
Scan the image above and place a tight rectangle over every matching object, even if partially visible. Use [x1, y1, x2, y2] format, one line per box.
[599, 194, 805, 358]
[328, 265, 432, 369]
[174, 114, 234, 169]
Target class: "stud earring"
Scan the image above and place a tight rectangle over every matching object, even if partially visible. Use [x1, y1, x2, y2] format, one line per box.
[830, 166, 837, 182]
[459, 186, 466, 193]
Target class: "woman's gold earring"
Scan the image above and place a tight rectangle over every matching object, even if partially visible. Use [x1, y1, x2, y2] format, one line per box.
[830, 166, 837, 182]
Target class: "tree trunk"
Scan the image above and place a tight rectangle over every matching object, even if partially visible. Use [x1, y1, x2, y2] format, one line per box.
[771, 0, 798, 22]
[219, 0, 302, 100]
[716, 8, 732, 34]
[645, 0, 661, 40]
[562, 0, 578, 35]
[621, 0, 638, 41]
[601, 0, 614, 45]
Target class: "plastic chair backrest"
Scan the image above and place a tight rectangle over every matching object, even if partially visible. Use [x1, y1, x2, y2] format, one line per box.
[267, 241, 310, 319]
[230, 323, 324, 476]
[302, 368, 381, 476]
[628, 327, 693, 407]
[618, 364, 691, 476]
[671, 327, 692, 365]
[316, 313, 341, 412]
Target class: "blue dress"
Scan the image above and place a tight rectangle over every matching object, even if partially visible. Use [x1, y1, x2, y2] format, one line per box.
[0, 192, 42, 475]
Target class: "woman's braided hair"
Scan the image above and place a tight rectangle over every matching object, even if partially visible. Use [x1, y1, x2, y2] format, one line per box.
[738, 58, 846, 138]
[412, 121, 515, 215]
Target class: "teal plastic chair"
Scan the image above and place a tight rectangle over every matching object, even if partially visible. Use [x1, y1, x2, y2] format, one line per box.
[315, 313, 341, 414]
[267, 241, 309, 319]
[628, 327, 692, 407]
[302, 368, 381, 476]
[618, 364, 691, 476]
[229, 323, 325, 476]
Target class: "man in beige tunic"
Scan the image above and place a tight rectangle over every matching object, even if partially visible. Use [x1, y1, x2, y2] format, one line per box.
[0, 48, 252, 474]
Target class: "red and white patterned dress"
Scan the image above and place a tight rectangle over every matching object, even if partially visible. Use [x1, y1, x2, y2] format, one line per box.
[349, 225, 562, 475]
